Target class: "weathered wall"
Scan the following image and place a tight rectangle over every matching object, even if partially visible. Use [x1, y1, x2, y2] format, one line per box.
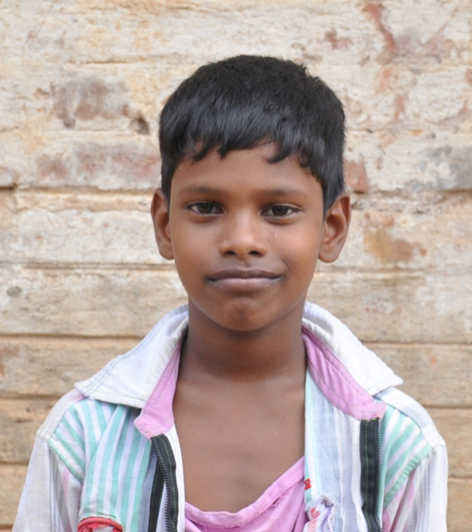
[0, 0, 471, 529]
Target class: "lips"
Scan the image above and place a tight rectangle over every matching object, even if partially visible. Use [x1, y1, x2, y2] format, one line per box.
[207, 269, 280, 290]
[208, 269, 279, 280]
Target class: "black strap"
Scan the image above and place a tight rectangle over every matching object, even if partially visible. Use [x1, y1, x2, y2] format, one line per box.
[148, 435, 179, 532]
[360, 419, 382, 532]
[148, 442, 165, 532]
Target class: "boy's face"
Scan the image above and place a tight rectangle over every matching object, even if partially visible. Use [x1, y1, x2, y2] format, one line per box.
[152, 144, 350, 333]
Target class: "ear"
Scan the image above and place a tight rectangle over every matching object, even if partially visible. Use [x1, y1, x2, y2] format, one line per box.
[150, 189, 174, 260]
[318, 194, 351, 263]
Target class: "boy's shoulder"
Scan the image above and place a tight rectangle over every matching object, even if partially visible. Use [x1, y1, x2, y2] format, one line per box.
[37, 387, 88, 444]
[35, 306, 190, 464]
[377, 386, 445, 450]
[303, 301, 445, 448]
[302, 301, 403, 397]
[375, 386, 447, 512]
[74, 305, 189, 407]
[36, 388, 150, 488]
[303, 301, 445, 486]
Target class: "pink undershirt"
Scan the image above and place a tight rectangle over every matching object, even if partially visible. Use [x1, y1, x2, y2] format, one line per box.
[148, 342, 309, 531]
[185, 456, 308, 531]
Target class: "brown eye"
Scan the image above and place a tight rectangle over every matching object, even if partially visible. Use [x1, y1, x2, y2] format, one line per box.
[266, 205, 294, 217]
[190, 202, 218, 214]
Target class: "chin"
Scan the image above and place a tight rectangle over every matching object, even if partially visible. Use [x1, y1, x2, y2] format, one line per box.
[214, 307, 279, 334]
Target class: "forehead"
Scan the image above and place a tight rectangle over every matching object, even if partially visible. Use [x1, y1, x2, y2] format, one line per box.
[171, 144, 323, 201]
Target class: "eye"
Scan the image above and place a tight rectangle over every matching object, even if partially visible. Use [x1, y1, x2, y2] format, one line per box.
[264, 205, 297, 217]
[188, 202, 220, 215]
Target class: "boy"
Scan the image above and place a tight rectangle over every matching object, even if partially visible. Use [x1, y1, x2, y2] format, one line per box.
[14, 56, 447, 532]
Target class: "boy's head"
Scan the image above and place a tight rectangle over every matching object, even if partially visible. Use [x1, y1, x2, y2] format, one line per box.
[159, 55, 345, 213]
[153, 56, 350, 331]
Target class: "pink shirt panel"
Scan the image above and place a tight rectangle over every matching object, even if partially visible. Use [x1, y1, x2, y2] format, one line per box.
[185, 457, 308, 532]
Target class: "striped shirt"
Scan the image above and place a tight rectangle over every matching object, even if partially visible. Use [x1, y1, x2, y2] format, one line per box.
[14, 303, 448, 532]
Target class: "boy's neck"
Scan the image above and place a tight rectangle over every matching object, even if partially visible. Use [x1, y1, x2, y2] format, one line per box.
[181, 302, 307, 382]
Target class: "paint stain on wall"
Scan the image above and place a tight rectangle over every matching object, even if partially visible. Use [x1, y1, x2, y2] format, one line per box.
[363, 2, 397, 53]
[422, 146, 472, 191]
[51, 75, 150, 134]
[365, 228, 414, 264]
[324, 29, 353, 50]
[0, 345, 20, 379]
[363, 214, 424, 265]
[52, 76, 130, 127]
[345, 159, 370, 193]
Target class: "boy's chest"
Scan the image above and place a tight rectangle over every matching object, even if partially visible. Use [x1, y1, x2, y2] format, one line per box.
[173, 380, 305, 513]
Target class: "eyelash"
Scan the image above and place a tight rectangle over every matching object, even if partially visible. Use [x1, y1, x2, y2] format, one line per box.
[187, 203, 299, 217]
[264, 205, 297, 217]
[188, 202, 221, 215]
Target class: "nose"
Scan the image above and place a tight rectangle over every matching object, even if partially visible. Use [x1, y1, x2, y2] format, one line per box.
[219, 211, 267, 258]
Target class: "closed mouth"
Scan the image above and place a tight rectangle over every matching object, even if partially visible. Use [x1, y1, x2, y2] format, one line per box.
[207, 269, 280, 281]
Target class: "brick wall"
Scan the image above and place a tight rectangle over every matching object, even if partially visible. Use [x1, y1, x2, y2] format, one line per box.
[1, 1, 471, 530]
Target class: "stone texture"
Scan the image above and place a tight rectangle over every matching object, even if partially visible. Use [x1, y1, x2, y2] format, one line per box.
[32, 137, 161, 191]
[0, 2, 470, 138]
[6, 191, 165, 266]
[0, 132, 161, 191]
[0, 267, 186, 337]
[0, 133, 29, 189]
[3, 0, 469, 67]
[0, 337, 138, 397]
[373, 344, 472, 408]
[448, 478, 472, 532]
[309, 270, 472, 344]
[0, 62, 166, 136]
[334, 201, 472, 271]
[0, 399, 55, 463]
[346, 129, 472, 193]
[0, 192, 15, 260]
[431, 408, 472, 478]
[0, 465, 26, 527]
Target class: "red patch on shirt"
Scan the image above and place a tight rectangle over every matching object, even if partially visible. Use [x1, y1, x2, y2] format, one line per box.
[78, 517, 123, 532]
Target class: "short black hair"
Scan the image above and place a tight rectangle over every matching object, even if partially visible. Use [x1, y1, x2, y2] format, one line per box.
[159, 55, 345, 212]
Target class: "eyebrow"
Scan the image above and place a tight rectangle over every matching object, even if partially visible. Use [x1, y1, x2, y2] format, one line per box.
[178, 185, 221, 195]
[178, 184, 308, 197]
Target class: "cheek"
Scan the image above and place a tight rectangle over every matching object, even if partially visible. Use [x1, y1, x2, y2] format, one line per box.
[279, 229, 321, 266]
[171, 234, 212, 285]
[170, 222, 203, 255]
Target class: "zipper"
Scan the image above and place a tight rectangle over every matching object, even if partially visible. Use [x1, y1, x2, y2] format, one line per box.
[360, 418, 382, 532]
[148, 435, 179, 532]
